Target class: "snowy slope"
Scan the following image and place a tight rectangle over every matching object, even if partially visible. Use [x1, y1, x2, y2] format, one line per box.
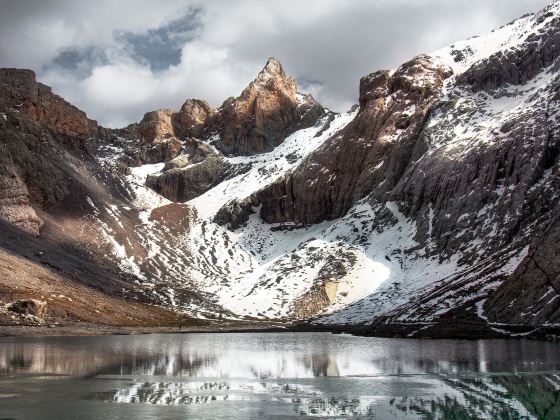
[431, 1, 560, 76]
[88, 1, 560, 327]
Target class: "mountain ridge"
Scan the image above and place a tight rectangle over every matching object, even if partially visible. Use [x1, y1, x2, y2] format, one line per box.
[0, 1, 559, 338]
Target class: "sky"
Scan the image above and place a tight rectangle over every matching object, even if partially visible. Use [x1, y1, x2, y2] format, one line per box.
[0, 0, 552, 128]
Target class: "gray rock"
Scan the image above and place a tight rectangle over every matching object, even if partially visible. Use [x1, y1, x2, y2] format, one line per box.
[147, 153, 231, 202]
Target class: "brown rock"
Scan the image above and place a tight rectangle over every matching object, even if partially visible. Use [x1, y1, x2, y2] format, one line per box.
[8, 299, 48, 318]
[174, 99, 216, 138]
[138, 109, 183, 164]
[0, 148, 43, 236]
[36, 84, 98, 137]
[212, 57, 324, 155]
[0, 69, 98, 137]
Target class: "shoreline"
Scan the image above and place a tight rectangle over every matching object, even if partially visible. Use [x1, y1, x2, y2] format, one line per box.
[1, 321, 560, 341]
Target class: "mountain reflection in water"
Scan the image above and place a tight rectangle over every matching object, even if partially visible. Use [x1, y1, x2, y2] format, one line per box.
[0, 333, 559, 419]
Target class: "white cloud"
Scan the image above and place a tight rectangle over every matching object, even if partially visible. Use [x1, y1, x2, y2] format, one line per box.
[0, 0, 552, 127]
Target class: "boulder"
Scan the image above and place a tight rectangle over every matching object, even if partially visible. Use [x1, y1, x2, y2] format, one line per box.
[8, 299, 48, 318]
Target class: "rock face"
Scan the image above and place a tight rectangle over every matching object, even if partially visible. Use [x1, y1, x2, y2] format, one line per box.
[35, 83, 98, 137]
[0, 68, 38, 115]
[0, 150, 43, 236]
[174, 99, 216, 139]
[146, 140, 231, 201]
[137, 109, 183, 164]
[219, 54, 453, 226]
[0, 69, 98, 137]
[485, 215, 560, 325]
[212, 58, 324, 155]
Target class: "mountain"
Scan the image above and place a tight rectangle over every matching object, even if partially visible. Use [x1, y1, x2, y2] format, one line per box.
[0, 1, 559, 338]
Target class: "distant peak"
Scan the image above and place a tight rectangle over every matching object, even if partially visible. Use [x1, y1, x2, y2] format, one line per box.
[263, 57, 283, 72]
[256, 57, 286, 82]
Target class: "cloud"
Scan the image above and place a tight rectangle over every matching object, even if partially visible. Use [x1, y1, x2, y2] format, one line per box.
[114, 8, 202, 72]
[0, 0, 552, 127]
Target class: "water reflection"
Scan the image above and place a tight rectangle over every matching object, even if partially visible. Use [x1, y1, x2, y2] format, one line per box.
[0, 333, 559, 418]
[85, 374, 560, 418]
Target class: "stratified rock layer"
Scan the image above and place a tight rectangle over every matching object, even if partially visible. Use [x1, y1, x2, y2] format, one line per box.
[0, 68, 98, 137]
[0, 148, 43, 236]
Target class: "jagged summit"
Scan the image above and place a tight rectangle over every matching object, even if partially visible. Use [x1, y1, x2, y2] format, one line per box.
[206, 57, 324, 156]
[255, 57, 288, 83]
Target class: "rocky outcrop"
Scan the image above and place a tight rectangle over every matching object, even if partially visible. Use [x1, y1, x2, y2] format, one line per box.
[8, 299, 47, 318]
[35, 83, 98, 137]
[137, 109, 183, 164]
[0, 68, 38, 116]
[212, 58, 324, 156]
[0, 148, 43, 236]
[123, 58, 323, 167]
[146, 140, 231, 201]
[214, 195, 259, 228]
[0, 69, 98, 137]
[173, 99, 216, 139]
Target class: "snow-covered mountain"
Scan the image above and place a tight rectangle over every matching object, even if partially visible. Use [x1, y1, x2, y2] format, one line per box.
[1, 1, 559, 337]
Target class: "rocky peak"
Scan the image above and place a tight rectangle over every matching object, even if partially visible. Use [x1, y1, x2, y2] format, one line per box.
[212, 58, 324, 156]
[138, 109, 175, 142]
[235, 57, 297, 107]
[254, 57, 289, 84]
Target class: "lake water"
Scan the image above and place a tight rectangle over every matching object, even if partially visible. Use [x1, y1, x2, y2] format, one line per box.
[0, 332, 559, 419]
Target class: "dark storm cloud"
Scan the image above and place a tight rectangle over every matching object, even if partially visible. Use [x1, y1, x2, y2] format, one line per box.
[115, 8, 202, 72]
[52, 47, 108, 78]
[0, 0, 553, 127]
